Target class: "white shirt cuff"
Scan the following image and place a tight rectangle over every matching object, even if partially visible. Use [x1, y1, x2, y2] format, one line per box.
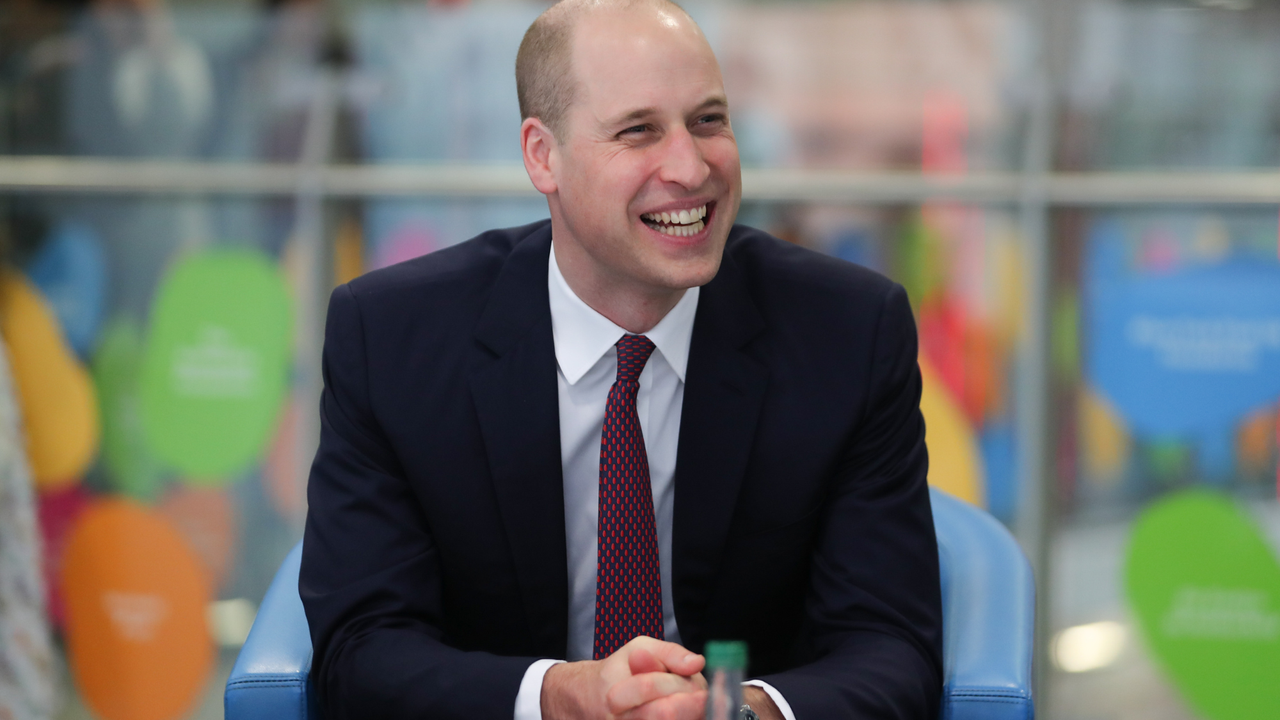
[744, 680, 798, 720]
[514, 658, 566, 720]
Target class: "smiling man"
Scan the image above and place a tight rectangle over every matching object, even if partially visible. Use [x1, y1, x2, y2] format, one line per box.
[300, 1, 943, 719]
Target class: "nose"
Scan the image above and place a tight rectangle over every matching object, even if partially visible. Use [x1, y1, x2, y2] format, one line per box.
[656, 127, 711, 189]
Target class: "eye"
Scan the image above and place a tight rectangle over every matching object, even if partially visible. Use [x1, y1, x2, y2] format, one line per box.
[618, 124, 650, 136]
[693, 113, 727, 131]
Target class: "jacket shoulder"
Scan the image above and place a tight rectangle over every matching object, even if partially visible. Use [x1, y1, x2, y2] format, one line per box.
[723, 224, 903, 311]
[343, 220, 550, 309]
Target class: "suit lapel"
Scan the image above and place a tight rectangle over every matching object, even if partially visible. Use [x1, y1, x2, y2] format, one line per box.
[672, 246, 768, 647]
[469, 225, 569, 655]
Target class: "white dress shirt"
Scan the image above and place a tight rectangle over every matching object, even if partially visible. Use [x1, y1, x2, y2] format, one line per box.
[513, 243, 796, 720]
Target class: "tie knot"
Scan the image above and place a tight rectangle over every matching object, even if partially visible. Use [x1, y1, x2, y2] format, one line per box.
[615, 334, 656, 384]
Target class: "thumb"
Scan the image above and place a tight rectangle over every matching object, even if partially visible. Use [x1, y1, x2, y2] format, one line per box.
[640, 643, 704, 678]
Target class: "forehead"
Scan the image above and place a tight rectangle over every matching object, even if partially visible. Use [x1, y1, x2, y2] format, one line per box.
[568, 7, 724, 118]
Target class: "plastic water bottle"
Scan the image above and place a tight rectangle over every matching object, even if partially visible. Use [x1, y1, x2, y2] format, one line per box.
[704, 640, 747, 720]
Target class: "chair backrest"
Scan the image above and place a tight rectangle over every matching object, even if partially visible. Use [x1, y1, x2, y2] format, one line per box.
[930, 487, 1036, 720]
[226, 490, 1035, 720]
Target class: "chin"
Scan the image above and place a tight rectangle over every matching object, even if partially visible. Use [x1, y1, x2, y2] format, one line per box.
[662, 255, 723, 290]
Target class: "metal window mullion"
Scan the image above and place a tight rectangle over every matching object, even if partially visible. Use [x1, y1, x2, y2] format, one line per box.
[286, 70, 340, 535]
[8, 158, 1280, 204]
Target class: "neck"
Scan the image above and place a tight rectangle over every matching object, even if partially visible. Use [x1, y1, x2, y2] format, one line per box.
[552, 235, 685, 335]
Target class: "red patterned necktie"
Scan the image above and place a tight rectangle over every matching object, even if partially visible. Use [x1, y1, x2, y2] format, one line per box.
[593, 334, 664, 659]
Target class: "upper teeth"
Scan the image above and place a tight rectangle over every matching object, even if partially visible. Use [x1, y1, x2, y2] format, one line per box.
[643, 205, 707, 225]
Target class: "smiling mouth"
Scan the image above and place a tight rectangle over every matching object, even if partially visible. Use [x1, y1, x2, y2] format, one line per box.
[640, 203, 711, 237]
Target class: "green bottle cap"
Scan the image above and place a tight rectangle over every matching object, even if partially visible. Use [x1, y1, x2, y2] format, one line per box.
[703, 640, 748, 669]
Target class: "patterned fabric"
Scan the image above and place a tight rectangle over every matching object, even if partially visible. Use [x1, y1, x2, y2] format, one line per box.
[593, 334, 664, 660]
[0, 334, 56, 720]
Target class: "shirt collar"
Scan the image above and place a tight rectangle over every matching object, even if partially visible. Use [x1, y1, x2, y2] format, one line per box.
[548, 241, 699, 386]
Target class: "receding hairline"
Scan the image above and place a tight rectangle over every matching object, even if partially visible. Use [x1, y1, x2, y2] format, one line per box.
[544, 0, 693, 28]
[516, 0, 701, 139]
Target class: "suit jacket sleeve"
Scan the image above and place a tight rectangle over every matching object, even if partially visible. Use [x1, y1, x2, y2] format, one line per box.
[300, 283, 537, 720]
[757, 283, 943, 719]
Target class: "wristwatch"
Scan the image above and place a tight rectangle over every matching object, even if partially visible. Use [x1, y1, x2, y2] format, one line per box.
[739, 705, 760, 720]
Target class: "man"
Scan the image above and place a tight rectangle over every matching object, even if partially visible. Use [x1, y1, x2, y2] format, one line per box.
[300, 0, 943, 718]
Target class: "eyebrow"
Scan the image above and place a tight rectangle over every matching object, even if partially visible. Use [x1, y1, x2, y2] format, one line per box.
[605, 95, 729, 128]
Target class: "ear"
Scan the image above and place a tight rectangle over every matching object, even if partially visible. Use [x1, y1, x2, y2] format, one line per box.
[521, 117, 559, 195]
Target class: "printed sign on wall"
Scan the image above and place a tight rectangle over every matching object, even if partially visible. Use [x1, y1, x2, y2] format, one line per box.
[61, 499, 214, 720]
[25, 221, 108, 359]
[0, 270, 99, 486]
[265, 396, 306, 523]
[920, 356, 984, 505]
[37, 485, 92, 628]
[95, 319, 167, 500]
[1125, 490, 1280, 720]
[139, 249, 292, 480]
[1087, 223, 1280, 438]
[159, 486, 237, 590]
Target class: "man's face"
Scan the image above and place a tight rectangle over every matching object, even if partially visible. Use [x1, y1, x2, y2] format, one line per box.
[549, 7, 741, 296]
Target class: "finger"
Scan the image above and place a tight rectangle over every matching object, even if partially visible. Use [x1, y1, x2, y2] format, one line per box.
[606, 673, 702, 715]
[628, 647, 664, 676]
[690, 672, 707, 691]
[618, 690, 708, 720]
[623, 639, 703, 678]
[601, 639, 665, 686]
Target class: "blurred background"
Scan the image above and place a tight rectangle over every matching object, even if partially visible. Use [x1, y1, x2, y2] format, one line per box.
[1, 0, 1278, 718]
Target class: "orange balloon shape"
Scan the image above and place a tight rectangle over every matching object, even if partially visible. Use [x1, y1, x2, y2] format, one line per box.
[1237, 407, 1274, 478]
[266, 397, 307, 523]
[0, 270, 99, 487]
[61, 499, 213, 720]
[919, 355, 985, 506]
[961, 320, 997, 424]
[159, 486, 237, 590]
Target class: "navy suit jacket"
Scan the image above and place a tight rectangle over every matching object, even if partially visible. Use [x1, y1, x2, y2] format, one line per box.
[300, 220, 943, 719]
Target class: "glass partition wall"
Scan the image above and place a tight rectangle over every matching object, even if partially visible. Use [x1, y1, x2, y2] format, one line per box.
[2, 1, 1278, 719]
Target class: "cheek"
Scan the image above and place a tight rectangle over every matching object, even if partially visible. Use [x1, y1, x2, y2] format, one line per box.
[702, 138, 741, 175]
[580, 160, 641, 207]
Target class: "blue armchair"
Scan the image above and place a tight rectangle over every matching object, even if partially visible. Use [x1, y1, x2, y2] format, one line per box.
[225, 488, 1034, 720]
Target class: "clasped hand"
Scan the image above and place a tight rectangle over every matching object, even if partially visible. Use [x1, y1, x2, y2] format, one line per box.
[541, 636, 709, 720]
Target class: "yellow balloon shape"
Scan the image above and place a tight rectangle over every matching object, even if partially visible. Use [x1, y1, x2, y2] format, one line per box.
[334, 217, 364, 286]
[990, 222, 1026, 353]
[0, 271, 100, 487]
[919, 355, 985, 506]
[1079, 385, 1130, 486]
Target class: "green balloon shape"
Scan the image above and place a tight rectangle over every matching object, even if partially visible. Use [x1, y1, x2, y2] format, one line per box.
[139, 249, 292, 481]
[1125, 489, 1280, 720]
[94, 318, 167, 501]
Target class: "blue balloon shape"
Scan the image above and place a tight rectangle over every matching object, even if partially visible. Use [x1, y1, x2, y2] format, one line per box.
[979, 421, 1018, 524]
[24, 221, 108, 358]
[1086, 224, 1280, 438]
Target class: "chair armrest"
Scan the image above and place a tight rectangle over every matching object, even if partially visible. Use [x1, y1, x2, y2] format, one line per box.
[930, 488, 1035, 720]
[224, 500, 1035, 720]
[225, 541, 318, 720]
